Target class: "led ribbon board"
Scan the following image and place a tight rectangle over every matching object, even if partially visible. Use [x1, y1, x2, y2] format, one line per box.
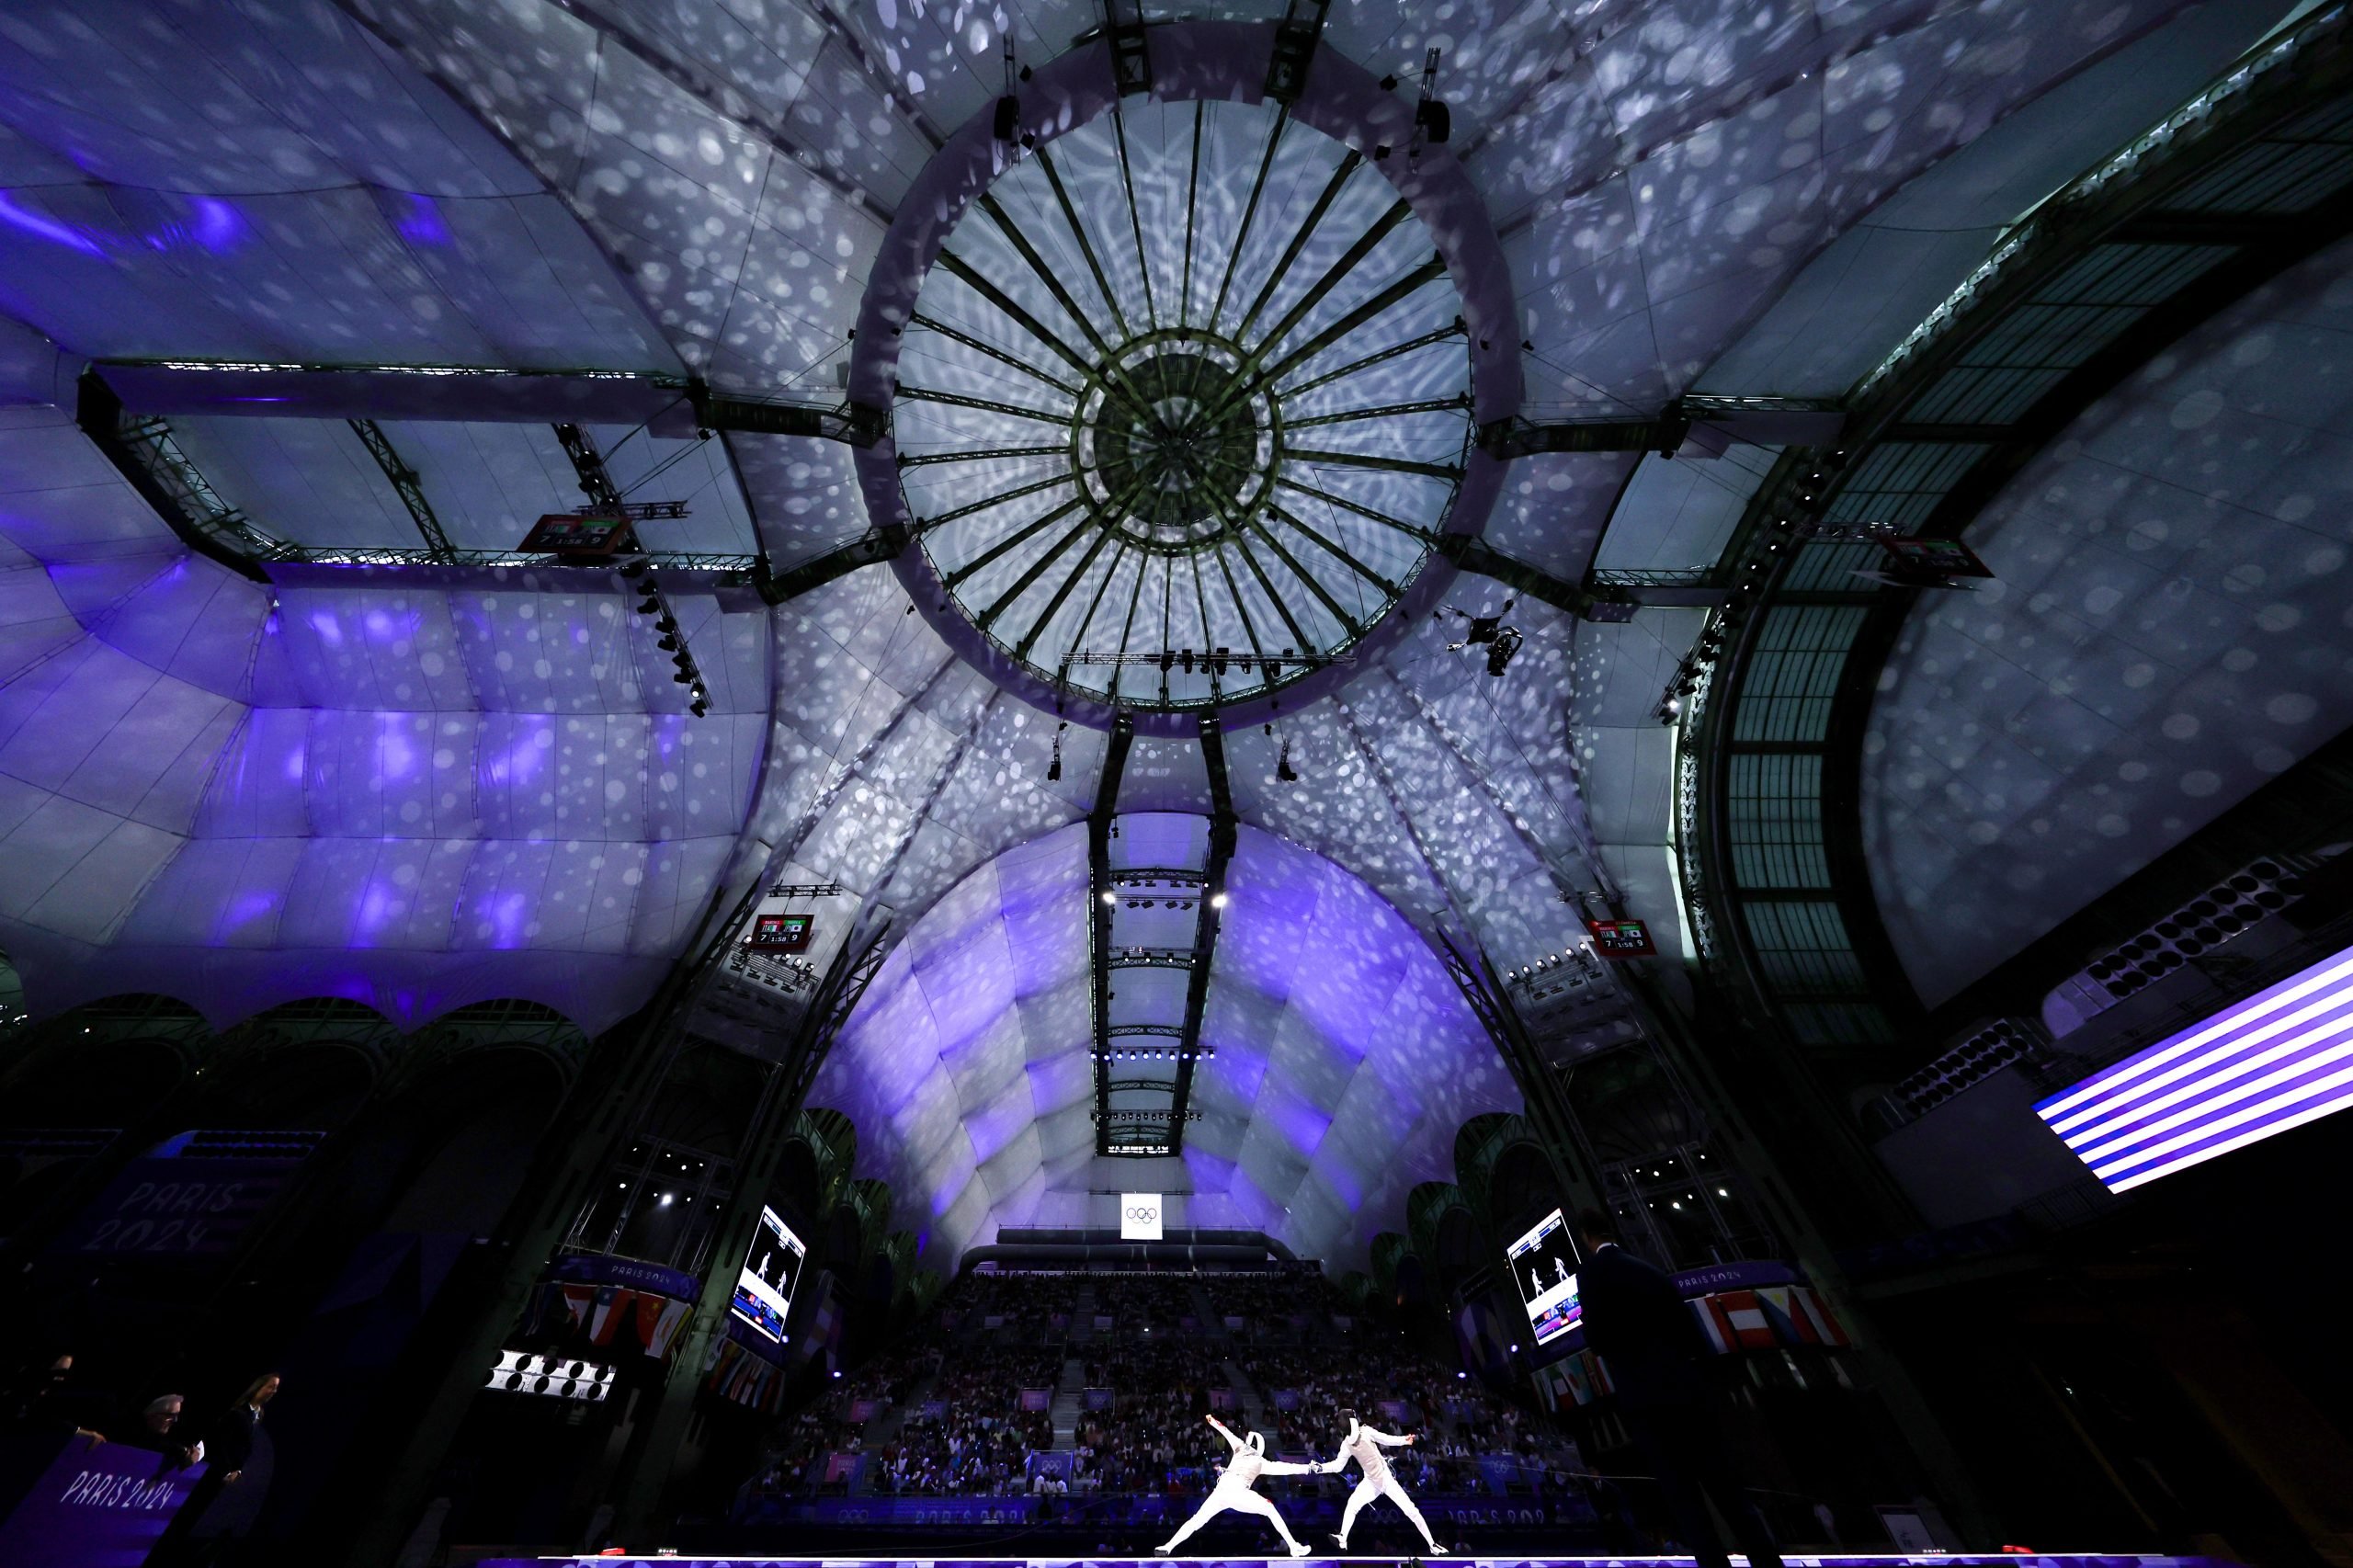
[1505, 1207, 1582, 1346]
[2037, 940, 2353, 1192]
[731, 1207, 805, 1342]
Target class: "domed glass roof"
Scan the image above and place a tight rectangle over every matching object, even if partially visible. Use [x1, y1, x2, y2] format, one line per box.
[892, 96, 1473, 711]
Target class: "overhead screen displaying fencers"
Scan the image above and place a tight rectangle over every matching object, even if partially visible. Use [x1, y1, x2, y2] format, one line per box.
[1505, 1207, 1582, 1346]
[731, 1207, 806, 1343]
[2038, 940, 2353, 1193]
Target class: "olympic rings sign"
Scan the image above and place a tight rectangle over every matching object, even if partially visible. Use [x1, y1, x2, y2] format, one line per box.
[1120, 1192, 1164, 1241]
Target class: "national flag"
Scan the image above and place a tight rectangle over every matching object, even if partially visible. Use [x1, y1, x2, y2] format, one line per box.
[1709, 1290, 1777, 1349]
[1689, 1296, 1733, 1353]
[586, 1285, 624, 1346]
[1794, 1286, 1849, 1346]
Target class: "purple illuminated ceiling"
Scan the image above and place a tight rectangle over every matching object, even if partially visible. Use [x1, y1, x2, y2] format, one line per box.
[0, 0, 2286, 1270]
[807, 820, 1520, 1272]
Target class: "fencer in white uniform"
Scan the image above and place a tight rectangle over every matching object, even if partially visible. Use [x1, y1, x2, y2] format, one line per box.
[1156, 1414, 1318, 1556]
[1322, 1408, 1447, 1553]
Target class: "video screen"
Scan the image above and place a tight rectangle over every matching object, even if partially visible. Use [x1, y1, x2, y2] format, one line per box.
[730, 1207, 805, 1343]
[1505, 1208, 1582, 1346]
[2039, 939, 2353, 1193]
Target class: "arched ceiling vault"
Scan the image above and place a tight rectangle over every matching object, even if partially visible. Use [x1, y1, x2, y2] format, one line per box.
[0, 0, 2318, 1260]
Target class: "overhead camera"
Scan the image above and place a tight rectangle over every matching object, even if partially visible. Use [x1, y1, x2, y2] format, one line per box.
[1442, 599, 1522, 676]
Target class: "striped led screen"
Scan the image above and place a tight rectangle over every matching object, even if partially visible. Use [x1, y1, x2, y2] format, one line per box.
[2037, 941, 2353, 1191]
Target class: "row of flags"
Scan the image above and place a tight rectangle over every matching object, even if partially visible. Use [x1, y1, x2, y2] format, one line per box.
[529, 1280, 695, 1358]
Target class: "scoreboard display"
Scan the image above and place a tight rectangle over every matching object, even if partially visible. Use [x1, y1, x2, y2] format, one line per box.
[747, 911, 813, 952]
[1584, 916, 1656, 958]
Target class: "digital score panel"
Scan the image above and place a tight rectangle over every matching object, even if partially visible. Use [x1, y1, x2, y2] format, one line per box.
[730, 1207, 806, 1343]
[1506, 1208, 1583, 1346]
[746, 912, 813, 952]
[1584, 917, 1656, 959]
[519, 512, 633, 556]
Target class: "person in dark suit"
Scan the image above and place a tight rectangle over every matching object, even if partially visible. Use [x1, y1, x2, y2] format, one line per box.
[1574, 1210, 1783, 1568]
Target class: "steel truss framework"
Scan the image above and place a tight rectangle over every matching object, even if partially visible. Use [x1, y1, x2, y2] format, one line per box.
[888, 91, 1478, 713]
[1682, 7, 2353, 1096]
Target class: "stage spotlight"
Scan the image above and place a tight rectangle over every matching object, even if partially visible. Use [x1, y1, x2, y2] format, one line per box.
[1276, 738, 1299, 783]
[658, 633, 678, 651]
[1102, 891, 1117, 904]
[993, 94, 1020, 141]
[655, 614, 677, 633]
[673, 668, 695, 685]
[1211, 892, 1228, 909]
[689, 698, 708, 717]
[635, 595, 660, 615]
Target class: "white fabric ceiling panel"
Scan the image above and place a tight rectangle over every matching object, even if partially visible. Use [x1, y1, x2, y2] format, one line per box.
[815, 816, 1518, 1273]
[1593, 450, 1776, 574]
[0, 638, 229, 827]
[78, 561, 271, 701]
[0, 786, 176, 945]
[0, 406, 760, 1030]
[1865, 234, 2353, 1004]
[726, 435, 867, 572]
[1483, 450, 1639, 579]
[112, 835, 310, 949]
[0, 1, 676, 368]
[1707, 3, 2298, 397]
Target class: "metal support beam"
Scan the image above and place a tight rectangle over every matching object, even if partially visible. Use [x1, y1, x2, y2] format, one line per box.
[92, 358, 692, 428]
[1435, 930, 1607, 1219]
[1480, 395, 1847, 459]
[1480, 413, 1688, 458]
[758, 527, 909, 604]
[609, 915, 894, 1544]
[77, 372, 280, 582]
[1436, 535, 1591, 618]
[1264, 0, 1333, 103]
[552, 421, 626, 512]
[91, 359, 885, 447]
[699, 388, 887, 446]
[347, 417, 456, 560]
[1089, 713, 1136, 1154]
[1105, 0, 1152, 95]
[1165, 716, 1236, 1149]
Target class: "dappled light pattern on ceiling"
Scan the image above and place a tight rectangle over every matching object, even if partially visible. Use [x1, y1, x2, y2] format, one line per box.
[1864, 235, 2353, 1006]
[729, 559, 1605, 988]
[895, 93, 1471, 710]
[1495, 0, 2201, 421]
[809, 819, 1518, 1272]
[0, 405, 764, 1032]
[347, 0, 892, 394]
[737, 565, 1090, 943]
[0, 0, 675, 369]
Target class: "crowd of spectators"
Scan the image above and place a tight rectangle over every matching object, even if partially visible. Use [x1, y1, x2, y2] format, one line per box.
[746, 1267, 1558, 1506]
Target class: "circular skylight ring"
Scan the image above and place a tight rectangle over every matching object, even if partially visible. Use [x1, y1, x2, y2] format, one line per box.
[849, 20, 1521, 735]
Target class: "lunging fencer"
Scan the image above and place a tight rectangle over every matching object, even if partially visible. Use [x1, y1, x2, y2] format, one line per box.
[1157, 1414, 1319, 1556]
[1324, 1408, 1448, 1553]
